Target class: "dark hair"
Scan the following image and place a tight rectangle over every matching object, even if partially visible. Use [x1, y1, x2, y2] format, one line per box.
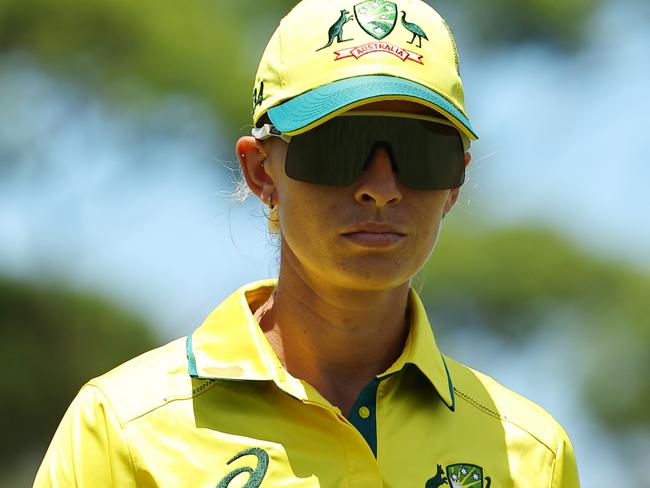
[256, 113, 272, 128]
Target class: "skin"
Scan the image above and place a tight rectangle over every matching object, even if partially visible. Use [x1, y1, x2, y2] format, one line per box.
[236, 103, 471, 415]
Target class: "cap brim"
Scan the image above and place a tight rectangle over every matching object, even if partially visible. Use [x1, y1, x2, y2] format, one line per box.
[267, 74, 478, 141]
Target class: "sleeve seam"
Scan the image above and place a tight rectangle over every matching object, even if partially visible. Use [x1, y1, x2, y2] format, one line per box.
[454, 387, 558, 457]
[549, 428, 561, 488]
[85, 383, 138, 484]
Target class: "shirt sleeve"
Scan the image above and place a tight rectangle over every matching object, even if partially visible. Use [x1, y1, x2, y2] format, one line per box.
[551, 425, 581, 488]
[34, 384, 136, 488]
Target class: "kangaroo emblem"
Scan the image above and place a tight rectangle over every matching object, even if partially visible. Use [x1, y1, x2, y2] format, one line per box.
[317, 9, 354, 51]
[425, 464, 448, 487]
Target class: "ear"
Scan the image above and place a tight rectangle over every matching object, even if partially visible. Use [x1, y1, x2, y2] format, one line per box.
[236, 136, 276, 205]
[444, 187, 460, 216]
[443, 152, 469, 217]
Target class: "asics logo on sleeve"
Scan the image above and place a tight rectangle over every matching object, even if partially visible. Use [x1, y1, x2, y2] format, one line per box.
[216, 448, 269, 488]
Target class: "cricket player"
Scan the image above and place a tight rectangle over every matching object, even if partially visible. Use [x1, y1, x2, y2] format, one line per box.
[35, 0, 580, 486]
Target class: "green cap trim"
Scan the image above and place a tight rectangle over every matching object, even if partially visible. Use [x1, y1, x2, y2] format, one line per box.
[267, 75, 478, 140]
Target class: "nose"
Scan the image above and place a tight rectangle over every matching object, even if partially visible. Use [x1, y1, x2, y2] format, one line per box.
[353, 144, 403, 207]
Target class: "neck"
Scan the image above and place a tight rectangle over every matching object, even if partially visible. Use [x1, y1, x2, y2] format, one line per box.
[256, 256, 411, 415]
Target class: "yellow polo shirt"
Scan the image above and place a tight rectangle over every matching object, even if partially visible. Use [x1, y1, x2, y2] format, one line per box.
[35, 280, 580, 487]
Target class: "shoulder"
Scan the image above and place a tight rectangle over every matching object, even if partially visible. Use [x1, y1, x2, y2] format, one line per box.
[33, 340, 195, 487]
[86, 336, 202, 425]
[445, 355, 571, 456]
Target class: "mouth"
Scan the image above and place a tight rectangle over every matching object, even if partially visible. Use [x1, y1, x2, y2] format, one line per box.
[341, 222, 407, 248]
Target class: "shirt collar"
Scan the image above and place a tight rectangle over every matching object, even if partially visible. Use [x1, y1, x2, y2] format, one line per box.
[380, 288, 455, 411]
[187, 280, 454, 411]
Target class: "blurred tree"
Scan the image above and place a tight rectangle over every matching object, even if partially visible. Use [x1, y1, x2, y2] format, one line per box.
[420, 221, 650, 432]
[0, 0, 601, 146]
[434, 0, 601, 51]
[0, 276, 156, 469]
[0, 0, 295, 138]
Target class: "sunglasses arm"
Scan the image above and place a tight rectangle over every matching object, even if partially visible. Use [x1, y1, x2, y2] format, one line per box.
[252, 124, 293, 143]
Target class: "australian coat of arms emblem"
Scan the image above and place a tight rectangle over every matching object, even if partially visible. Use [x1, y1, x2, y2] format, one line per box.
[316, 0, 429, 55]
[354, 0, 398, 39]
[318, 0, 428, 64]
[426, 463, 491, 488]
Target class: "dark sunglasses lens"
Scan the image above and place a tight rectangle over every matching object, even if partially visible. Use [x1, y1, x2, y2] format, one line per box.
[285, 116, 465, 190]
[285, 120, 366, 186]
[394, 120, 465, 190]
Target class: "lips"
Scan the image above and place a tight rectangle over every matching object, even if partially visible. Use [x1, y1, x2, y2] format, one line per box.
[343, 221, 407, 235]
[341, 222, 406, 248]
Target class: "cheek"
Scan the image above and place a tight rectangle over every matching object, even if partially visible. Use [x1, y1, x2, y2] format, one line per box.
[420, 220, 443, 260]
[407, 198, 447, 264]
[276, 186, 335, 259]
[409, 225, 438, 271]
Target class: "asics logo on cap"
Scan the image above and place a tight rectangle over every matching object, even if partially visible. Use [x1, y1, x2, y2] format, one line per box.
[252, 80, 264, 114]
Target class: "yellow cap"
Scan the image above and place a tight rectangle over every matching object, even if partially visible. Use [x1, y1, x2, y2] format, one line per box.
[251, 0, 477, 141]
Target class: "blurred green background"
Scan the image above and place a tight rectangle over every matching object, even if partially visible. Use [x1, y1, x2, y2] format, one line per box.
[1, 0, 648, 485]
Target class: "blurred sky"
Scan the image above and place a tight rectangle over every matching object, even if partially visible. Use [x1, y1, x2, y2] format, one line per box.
[1, 0, 649, 484]
[462, 0, 650, 268]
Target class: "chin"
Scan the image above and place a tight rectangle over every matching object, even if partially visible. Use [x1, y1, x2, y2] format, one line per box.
[332, 266, 416, 292]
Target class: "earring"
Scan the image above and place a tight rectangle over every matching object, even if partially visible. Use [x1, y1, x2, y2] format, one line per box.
[267, 194, 274, 209]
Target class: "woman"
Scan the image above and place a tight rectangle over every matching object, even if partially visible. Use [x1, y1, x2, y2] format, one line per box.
[36, 0, 580, 486]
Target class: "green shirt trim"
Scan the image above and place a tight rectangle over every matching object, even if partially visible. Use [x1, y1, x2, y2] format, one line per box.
[347, 378, 381, 457]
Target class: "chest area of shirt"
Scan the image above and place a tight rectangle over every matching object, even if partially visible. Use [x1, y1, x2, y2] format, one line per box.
[124, 380, 553, 487]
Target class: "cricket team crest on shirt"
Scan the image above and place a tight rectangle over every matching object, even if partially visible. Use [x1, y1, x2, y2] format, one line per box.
[446, 464, 491, 487]
[425, 463, 491, 488]
[317, 1, 428, 64]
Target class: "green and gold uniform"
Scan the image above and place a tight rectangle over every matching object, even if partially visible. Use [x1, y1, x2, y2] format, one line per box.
[35, 280, 580, 487]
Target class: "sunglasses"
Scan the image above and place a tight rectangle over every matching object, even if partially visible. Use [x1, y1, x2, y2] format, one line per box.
[252, 113, 467, 191]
